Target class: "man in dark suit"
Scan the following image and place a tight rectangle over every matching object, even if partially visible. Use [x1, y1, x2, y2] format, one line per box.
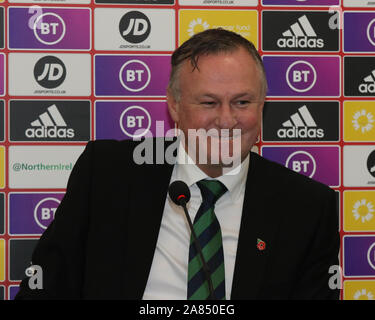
[16, 29, 340, 300]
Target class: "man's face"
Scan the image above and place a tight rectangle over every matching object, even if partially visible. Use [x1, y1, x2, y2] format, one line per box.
[167, 47, 265, 173]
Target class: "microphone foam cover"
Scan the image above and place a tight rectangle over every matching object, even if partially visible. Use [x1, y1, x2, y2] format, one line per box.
[168, 180, 191, 205]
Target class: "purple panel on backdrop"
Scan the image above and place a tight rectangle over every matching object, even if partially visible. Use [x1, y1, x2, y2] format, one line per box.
[263, 56, 340, 97]
[344, 236, 375, 277]
[261, 146, 340, 187]
[344, 12, 375, 52]
[95, 101, 175, 140]
[262, 0, 339, 5]
[0, 54, 4, 96]
[9, 193, 64, 235]
[95, 55, 171, 97]
[9, 286, 19, 300]
[8, 7, 91, 50]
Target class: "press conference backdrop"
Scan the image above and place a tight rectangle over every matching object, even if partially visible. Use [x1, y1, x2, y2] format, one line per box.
[0, 0, 374, 301]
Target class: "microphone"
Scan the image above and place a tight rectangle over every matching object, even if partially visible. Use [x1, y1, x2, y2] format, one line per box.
[168, 180, 216, 300]
[168, 180, 191, 206]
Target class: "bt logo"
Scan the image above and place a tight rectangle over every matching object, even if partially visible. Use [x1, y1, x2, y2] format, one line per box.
[34, 197, 60, 230]
[120, 105, 151, 138]
[29, 8, 66, 45]
[33, 56, 66, 89]
[367, 18, 375, 47]
[119, 60, 151, 92]
[286, 60, 317, 93]
[285, 150, 316, 178]
[119, 11, 151, 44]
[368, 242, 375, 271]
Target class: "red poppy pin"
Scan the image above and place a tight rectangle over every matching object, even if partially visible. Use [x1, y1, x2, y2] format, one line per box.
[257, 238, 266, 251]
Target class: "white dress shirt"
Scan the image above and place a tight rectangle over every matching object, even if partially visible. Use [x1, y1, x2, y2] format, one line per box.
[142, 143, 250, 300]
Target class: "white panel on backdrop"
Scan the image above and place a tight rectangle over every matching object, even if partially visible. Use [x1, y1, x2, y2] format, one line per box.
[344, 0, 375, 6]
[8, 0, 91, 3]
[94, 8, 175, 51]
[344, 146, 375, 187]
[9, 146, 85, 189]
[179, 0, 258, 5]
[8, 53, 91, 96]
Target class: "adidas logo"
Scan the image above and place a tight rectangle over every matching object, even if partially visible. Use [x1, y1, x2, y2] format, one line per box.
[277, 105, 324, 139]
[277, 15, 324, 49]
[359, 70, 375, 94]
[25, 104, 75, 139]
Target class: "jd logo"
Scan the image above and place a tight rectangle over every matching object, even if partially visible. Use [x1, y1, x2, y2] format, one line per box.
[119, 11, 151, 44]
[33, 56, 66, 89]
[367, 150, 375, 178]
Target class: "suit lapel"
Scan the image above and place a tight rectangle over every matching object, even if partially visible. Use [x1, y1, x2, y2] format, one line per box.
[230, 152, 283, 299]
[123, 139, 175, 299]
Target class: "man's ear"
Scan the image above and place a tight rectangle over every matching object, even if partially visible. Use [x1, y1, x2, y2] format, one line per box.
[167, 88, 179, 124]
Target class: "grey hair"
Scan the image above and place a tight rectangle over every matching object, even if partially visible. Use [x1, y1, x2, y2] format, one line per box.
[168, 28, 268, 101]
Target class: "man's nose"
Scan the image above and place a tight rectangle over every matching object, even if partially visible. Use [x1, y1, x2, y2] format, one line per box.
[215, 103, 237, 129]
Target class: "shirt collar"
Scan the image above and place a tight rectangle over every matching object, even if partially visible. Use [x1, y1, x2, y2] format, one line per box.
[174, 140, 250, 203]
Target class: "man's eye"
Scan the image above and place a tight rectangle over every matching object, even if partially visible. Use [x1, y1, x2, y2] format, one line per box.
[201, 101, 216, 106]
[235, 100, 250, 107]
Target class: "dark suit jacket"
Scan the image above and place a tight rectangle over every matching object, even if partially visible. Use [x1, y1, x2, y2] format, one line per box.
[15, 139, 340, 300]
